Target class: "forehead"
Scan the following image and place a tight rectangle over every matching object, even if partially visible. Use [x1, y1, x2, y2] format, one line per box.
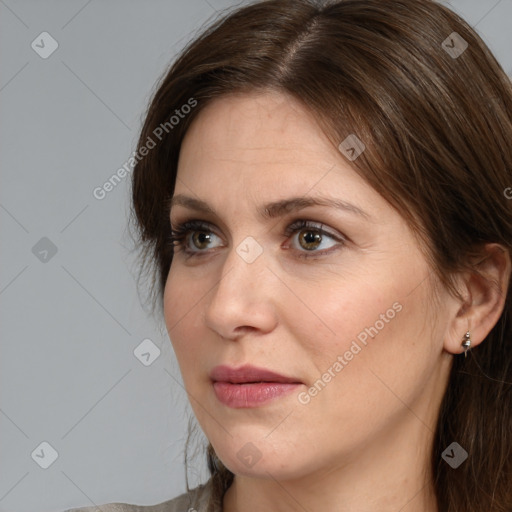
[173, 91, 395, 227]
[180, 91, 335, 164]
[177, 92, 361, 189]
[171, 93, 425, 263]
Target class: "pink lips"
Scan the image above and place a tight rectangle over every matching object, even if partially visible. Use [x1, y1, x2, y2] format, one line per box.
[210, 364, 302, 408]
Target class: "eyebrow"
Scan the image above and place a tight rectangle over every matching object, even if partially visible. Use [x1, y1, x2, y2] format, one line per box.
[168, 194, 371, 221]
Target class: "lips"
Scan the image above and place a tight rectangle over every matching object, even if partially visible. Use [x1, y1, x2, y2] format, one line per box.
[210, 365, 303, 408]
[209, 364, 301, 384]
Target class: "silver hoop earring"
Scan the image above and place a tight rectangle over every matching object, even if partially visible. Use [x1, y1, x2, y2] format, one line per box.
[462, 331, 471, 358]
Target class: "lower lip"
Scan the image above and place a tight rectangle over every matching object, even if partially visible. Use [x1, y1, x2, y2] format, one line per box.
[212, 381, 301, 408]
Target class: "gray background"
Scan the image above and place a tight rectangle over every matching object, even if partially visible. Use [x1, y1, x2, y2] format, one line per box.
[1, 1, 511, 511]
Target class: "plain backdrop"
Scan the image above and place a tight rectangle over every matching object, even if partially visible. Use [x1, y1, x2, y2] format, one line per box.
[1, 1, 511, 511]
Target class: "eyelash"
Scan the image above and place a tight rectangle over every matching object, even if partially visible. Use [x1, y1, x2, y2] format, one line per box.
[167, 219, 346, 260]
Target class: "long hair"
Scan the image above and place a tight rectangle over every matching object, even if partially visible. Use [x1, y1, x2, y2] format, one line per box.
[129, 1, 512, 510]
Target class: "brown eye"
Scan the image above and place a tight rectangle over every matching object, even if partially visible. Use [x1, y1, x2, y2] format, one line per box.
[284, 219, 345, 260]
[297, 230, 323, 251]
[169, 220, 223, 256]
[191, 231, 213, 250]
[170, 218, 345, 261]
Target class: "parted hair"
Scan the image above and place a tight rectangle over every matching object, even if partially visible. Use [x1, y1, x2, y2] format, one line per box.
[130, 1, 512, 510]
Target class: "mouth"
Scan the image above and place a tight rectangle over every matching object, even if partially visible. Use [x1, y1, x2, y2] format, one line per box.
[210, 364, 303, 408]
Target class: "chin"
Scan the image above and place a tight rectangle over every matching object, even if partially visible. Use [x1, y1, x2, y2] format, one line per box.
[212, 434, 313, 480]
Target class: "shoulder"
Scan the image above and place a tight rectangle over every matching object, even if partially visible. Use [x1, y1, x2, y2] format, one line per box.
[63, 479, 216, 512]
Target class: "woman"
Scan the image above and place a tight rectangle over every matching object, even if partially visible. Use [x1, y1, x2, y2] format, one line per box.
[66, 0, 512, 511]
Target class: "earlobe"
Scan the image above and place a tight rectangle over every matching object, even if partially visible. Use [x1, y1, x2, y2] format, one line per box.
[443, 243, 511, 356]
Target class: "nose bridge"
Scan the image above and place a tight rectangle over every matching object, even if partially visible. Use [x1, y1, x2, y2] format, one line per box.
[204, 234, 277, 336]
[214, 234, 268, 302]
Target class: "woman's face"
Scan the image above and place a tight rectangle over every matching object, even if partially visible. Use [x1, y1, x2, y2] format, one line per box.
[164, 91, 456, 480]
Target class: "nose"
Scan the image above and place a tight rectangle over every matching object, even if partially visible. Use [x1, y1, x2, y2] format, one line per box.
[203, 240, 279, 340]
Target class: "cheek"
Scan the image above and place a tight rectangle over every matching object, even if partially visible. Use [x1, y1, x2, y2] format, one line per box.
[288, 272, 406, 364]
[163, 268, 204, 366]
[289, 259, 435, 398]
[297, 276, 438, 418]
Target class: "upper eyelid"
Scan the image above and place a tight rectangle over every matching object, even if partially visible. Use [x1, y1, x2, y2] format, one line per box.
[170, 218, 344, 244]
[170, 217, 339, 233]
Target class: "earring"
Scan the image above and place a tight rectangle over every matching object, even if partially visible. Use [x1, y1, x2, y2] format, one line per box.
[462, 331, 471, 358]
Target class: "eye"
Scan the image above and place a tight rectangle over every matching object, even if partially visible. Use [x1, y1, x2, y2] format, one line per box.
[168, 218, 346, 260]
[283, 219, 345, 259]
[168, 220, 223, 256]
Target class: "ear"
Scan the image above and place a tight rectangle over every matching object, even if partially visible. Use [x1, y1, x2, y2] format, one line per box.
[444, 243, 511, 355]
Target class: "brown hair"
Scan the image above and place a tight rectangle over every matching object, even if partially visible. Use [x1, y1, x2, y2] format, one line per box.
[130, 0, 512, 510]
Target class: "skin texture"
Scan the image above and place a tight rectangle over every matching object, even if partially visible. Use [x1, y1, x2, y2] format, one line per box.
[163, 91, 510, 512]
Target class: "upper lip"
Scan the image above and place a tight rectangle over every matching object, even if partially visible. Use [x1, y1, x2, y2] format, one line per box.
[210, 364, 302, 384]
